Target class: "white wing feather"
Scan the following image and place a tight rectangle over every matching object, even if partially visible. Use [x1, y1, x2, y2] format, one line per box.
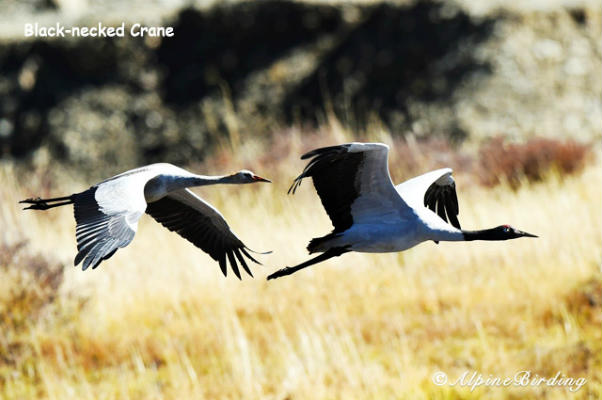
[395, 168, 454, 209]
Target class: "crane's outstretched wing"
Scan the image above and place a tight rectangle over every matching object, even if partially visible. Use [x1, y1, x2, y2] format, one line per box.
[395, 168, 461, 229]
[73, 185, 145, 270]
[146, 189, 260, 279]
[289, 143, 411, 233]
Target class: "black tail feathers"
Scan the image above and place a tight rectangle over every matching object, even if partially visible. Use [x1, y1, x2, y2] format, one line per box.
[307, 232, 340, 253]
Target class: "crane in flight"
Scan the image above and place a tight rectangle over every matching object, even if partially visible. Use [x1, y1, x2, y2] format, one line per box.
[267, 142, 537, 280]
[20, 163, 271, 278]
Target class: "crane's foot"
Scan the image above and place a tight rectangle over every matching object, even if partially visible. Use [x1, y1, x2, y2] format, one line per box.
[19, 196, 73, 210]
[267, 266, 295, 280]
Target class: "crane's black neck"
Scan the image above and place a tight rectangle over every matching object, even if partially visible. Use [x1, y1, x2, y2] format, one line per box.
[462, 227, 507, 241]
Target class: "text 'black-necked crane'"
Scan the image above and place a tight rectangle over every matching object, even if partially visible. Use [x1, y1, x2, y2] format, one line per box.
[267, 142, 537, 280]
[20, 163, 271, 278]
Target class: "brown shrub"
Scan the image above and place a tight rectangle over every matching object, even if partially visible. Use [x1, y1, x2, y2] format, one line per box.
[478, 137, 591, 189]
[564, 277, 602, 327]
[192, 129, 592, 191]
[0, 240, 65, 374]
[387, 136, 474, 182]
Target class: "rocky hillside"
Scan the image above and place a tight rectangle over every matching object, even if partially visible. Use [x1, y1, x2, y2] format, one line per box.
[0, 0, 600, 177]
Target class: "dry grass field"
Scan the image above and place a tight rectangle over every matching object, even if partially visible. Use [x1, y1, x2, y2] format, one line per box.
[0, 128, 600, 399]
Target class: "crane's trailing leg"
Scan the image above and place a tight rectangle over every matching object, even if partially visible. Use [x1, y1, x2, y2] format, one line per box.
[20, 195, 74, 210]
[267, 246, 350, 280]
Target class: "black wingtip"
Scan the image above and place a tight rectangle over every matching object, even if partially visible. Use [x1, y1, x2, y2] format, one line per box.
[300, 144, 349, 160]
[287, 176, 303, 195]
[244, 246, 272, 256]
[226, 251, 242, 280]
[234, 249, 253, 278]
[241, 248, 260, 265]
[218, 254, 228, 277]
[287, 183, 295, 195]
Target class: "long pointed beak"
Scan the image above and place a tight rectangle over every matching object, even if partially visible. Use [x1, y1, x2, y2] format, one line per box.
[253, 175, 271, 183]
[520, 231, 538, 238]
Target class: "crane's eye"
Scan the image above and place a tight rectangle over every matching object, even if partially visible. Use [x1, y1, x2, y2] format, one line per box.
[503, 226, 511, 233]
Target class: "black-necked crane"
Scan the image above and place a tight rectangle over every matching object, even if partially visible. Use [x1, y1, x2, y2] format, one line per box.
[20, 163, 271, 278]
[267, 142, 537, 280]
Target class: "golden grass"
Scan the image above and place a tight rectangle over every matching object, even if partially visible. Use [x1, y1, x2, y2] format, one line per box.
[0, 129, 600, 400]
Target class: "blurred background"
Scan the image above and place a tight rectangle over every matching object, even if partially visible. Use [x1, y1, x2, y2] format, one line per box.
[0, 0, 600, 399]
